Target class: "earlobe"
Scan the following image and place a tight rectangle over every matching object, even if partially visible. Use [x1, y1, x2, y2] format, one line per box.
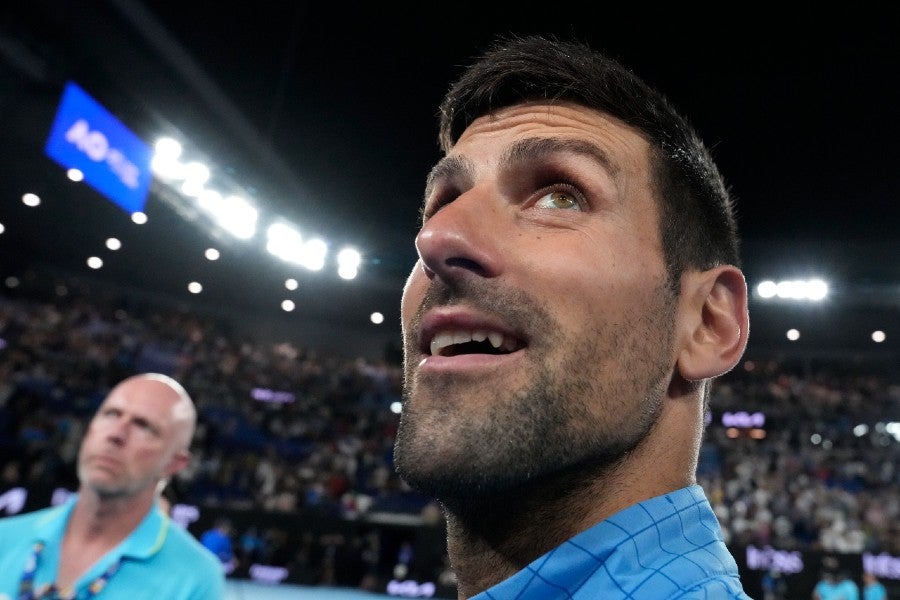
[677, 265, 750, 381]
[166, 450, 191, 478]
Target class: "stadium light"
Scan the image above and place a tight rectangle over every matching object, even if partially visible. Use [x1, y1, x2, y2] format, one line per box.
[179, 161, 210, 197]
[337, 247, 361, 280]
[201, 194, 257, 240]
[267, 224, 328, 271]
[151, 137, 185, 179]
[150, 132, 371, 294]
[756, 278, 828, 301]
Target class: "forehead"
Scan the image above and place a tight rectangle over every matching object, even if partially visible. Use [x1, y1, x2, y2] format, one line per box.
[99, 379, 179, 422]
[451, 102, 652, 168]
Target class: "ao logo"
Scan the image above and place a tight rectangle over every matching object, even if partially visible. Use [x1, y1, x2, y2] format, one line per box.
[65, 118, 141, 189]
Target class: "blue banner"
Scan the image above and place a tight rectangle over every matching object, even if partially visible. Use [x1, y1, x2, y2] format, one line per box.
[44, 81, 152, 214]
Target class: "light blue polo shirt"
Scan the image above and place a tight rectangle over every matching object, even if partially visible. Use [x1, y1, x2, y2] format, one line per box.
[474, 485, 751, 599]
[0, 496, 225, 599]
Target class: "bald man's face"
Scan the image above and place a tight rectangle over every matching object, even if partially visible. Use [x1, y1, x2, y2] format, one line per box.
[77, 377, 193, 499]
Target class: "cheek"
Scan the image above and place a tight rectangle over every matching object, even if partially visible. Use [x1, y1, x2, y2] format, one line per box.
[400, 265, 428, 324]
[529, 243, 658, 304]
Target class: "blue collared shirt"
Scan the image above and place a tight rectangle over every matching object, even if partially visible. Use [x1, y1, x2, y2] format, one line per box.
[473, 485, 751, 599]
[0, 496, 225, 599]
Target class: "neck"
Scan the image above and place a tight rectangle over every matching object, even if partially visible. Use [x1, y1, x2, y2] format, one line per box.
[445, 397, 701, 599]
[67, 488, 155, 543]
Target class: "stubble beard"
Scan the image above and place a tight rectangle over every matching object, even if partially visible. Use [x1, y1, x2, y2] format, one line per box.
[394, 278, 676, 509]
[77, 456, 149, 501]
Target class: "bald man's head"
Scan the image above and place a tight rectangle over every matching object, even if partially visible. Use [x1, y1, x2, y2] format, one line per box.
[128, 373, 197, 450]
[77, 373, 198, 500]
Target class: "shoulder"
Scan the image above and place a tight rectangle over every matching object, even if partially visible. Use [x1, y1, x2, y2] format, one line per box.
[110, 522, 225, 600]
[0, 505, 60, 539]
[160, 523, 225, 575]
[0, 506, 66, 594]
[123, 521, 225, 600]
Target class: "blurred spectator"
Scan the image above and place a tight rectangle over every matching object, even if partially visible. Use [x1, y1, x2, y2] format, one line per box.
[862, 572, 887, 600]
[200, 517, 237, 574]
[0, 279, 897, 591]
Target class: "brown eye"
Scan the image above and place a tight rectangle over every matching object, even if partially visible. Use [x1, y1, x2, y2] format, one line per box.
[535, 190, 581, 210]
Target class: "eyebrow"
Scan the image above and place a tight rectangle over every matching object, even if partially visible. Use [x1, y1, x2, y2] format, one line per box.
[424, 154, 475, 204]
[423, 136, 619, 205]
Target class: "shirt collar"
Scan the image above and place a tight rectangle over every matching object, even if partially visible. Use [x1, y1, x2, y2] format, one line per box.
[33, 494, 169, 560]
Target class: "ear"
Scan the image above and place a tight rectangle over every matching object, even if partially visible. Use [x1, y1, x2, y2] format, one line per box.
[676, 265, 749, 381]
[165, 449, 191, 478]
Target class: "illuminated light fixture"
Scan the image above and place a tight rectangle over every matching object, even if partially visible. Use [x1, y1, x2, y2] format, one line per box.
[187, 281, 202, 294]
[205, 248, 220, 261]
[267, 222, 303, 261]
[285, 278, 298, 290]
[786, 328, 800, 341]
[370, 312, 384, 324]
[266, 224, 327, 270]
[300, 238, 327, 271]
[337, 247, 361, 280]
[5, 276, 20, 288]
[106, 237, 121, 250]
[199, 193, 257, 240]
[756, 278, 828, 301]
[153, 136, 182, 159]
[131, 212, 148, 224]
[198, 189, 221, 207]
[180, 161, 210, 197]
[872, 330, 886, 343]
[853, 424, 869, 437]
[151, 137, 185, 180]
[67, 168, 84, 182]
[86, 256, 103, 269]
[0, 222, 4, 234]
[886, 422, 900, 442]
[390, 401, 402, 415]
[22, 193, 41, 207]
[281, 299, 295, 312]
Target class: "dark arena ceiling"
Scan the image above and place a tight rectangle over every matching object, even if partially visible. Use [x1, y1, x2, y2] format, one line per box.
[1, 2, 897, 366]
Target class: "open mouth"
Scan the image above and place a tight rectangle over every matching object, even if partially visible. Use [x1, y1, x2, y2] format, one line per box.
[428, 329, 525, 357]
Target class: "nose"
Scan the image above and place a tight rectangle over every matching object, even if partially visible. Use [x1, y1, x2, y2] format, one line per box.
[105, 419, 128, 446]
[415, 187, 504, 283]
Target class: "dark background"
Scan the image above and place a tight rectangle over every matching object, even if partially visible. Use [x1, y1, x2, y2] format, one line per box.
[1, 2, 897, 361]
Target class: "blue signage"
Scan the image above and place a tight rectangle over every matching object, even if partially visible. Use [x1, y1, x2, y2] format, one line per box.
[44, 81, 152, 214]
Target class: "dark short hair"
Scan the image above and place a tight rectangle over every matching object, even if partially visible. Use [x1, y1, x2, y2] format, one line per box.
[438, 34, 740, 288]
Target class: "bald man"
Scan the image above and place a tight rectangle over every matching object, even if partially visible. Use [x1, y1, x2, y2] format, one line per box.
[0, 373, 225, 599]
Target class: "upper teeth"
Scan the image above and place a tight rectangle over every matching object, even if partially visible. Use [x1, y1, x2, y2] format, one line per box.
[429, 329, 518, 356]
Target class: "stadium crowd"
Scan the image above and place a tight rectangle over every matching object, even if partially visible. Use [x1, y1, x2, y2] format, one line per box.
[1, 278, 898, 586]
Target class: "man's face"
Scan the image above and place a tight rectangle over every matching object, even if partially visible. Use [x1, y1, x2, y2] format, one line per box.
[77, 378, 189, 499]
[395, 102, 679, 502]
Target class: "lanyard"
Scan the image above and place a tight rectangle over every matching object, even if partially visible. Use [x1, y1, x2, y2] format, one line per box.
[18, 542, 121, 600]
